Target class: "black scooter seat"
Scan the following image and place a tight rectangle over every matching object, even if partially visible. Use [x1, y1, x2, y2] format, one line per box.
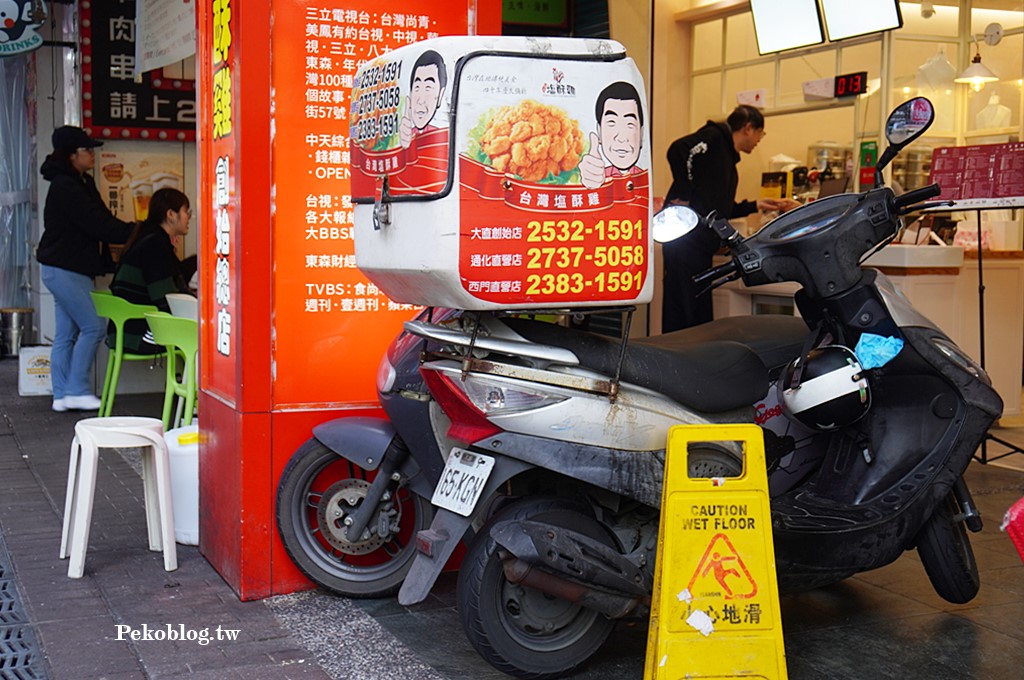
[504, 317, 778, 413]
[637, 315, 809, 371]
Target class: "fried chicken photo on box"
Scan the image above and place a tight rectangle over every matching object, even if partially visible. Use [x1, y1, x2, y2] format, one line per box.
[478, 100, 585, 183]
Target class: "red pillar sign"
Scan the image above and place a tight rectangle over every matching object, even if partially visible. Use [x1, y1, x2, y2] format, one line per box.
[197, 0, 500, 600]
[272, 2, 474, 406]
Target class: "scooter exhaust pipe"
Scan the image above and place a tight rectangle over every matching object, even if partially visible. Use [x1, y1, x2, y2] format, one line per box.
[502, 557, 646, 619]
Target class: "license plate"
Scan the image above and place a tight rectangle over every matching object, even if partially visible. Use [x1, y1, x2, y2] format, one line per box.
[431, 448, 495, 517]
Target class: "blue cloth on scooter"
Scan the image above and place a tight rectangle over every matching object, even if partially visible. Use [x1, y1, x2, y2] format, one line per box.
[855, 333, 904, 369]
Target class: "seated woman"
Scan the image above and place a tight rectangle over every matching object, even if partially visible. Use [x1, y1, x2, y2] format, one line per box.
[109, 188, 194, 354]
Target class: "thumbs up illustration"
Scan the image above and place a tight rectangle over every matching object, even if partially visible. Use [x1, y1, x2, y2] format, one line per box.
[579, 131, 605, 189]
[399, 95, 414, 149]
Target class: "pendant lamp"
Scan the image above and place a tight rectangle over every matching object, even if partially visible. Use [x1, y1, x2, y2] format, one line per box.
[955, 24, 1002, 92]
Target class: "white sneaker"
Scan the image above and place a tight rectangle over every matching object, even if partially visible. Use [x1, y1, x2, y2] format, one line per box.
[64, 394, 102, 411]
[52, 398, 68, 412]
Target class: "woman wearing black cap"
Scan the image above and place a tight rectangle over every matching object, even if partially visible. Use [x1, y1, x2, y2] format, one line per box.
[37, 125, 133, 412]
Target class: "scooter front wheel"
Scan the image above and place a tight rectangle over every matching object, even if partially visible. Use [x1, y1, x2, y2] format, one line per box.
[457, 497, 617, 680]
[276, 438, 432, 598]
[916, 492, 980, 604]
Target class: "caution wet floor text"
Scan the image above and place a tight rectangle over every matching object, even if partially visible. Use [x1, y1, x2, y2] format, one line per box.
[644, 423, 787, 679]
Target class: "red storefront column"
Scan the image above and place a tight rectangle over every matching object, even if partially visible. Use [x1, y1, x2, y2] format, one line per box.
[195, 1, 500, 600]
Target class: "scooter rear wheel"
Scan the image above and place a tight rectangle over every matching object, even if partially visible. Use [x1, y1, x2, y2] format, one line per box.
[276, 438, 432, 598]
[687, 444, 744, 478]
[457, 497, 617, 680]
[916, 492, 980, 604]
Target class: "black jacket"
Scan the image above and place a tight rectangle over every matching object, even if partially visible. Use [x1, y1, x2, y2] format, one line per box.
[109, 224, 191, 354]
[661, 121, 762, 332]
[36, 155, 133, 277]
[665, 121, 758, 221]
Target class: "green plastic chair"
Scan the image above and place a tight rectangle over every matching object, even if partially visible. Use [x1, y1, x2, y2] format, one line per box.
[144, 312, 198, 430]
[90, 291, 166, 417]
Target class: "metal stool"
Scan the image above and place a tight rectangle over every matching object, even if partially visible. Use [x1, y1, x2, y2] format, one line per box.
[59, 417, 177, 578]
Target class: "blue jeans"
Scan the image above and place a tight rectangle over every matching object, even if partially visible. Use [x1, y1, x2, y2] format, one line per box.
[40, 264, 105, 399]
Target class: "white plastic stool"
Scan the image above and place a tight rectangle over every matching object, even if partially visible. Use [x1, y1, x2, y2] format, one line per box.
[59, 417, 177, 578]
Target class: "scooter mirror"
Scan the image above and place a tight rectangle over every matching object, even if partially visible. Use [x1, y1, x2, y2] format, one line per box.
[884, 97, 934, 147]
[652, 205, 701, 244]
[874, 97, 934, 186]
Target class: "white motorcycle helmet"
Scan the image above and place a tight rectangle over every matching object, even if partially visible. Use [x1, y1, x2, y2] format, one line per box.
[778, 345, 870, 431]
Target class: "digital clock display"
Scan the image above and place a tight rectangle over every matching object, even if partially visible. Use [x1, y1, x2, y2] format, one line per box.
[834, 71, 868, 98]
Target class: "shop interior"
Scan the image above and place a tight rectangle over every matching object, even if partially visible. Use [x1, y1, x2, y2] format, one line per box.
[642, 1, 1024, 433]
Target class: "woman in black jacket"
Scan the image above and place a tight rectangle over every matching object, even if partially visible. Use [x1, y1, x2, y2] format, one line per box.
[109, 188, 194, 354]
[37, 126, 133, 412]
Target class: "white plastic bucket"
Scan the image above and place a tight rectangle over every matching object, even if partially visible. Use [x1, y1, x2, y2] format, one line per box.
[164, 424, 199, 545]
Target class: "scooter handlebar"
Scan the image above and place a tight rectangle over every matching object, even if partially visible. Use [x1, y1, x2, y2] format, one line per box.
[693, 259, 738, 286]
[893, 183, 942, 211]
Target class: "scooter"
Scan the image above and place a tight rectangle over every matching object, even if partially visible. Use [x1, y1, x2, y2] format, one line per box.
[276, 98, 1001, 677]
[376, 97, 1000, 678]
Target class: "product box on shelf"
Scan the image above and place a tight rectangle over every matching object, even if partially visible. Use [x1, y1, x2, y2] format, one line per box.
[350, 36, 652, 310]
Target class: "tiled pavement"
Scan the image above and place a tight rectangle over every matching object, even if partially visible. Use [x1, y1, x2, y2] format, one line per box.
[0, 360, 332, 680]
[2, 355, 1024, 679]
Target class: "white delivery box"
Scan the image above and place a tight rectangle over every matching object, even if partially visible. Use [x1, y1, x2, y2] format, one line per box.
[351, 36, 653, 310]
[18, 346, 52, 396]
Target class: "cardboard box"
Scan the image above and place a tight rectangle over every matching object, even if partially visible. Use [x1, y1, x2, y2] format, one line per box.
[18, 346, 52, 396]
[351, 36, 653, 310]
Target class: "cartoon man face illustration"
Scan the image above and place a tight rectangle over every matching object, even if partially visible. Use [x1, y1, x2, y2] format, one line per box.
[599, 95, 642, 172]
[400, 50, 447, 149]
[579, 81, 645, 189]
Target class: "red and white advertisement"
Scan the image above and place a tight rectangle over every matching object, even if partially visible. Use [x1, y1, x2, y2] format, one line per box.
[350, 37, 653, 310]
[272, 3, 487, 407]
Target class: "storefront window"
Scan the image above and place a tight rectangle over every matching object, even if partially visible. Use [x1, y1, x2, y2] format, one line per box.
[690, 72, 723, 124]
[779, 51, 836, 108]
[891, 39, 960, 135]
[680, 1, 1022, 202]
[889, 2, 1023, 141]
[840, 42, 883, 81]
[900, 2, 961, 38]
[966, 31, 1022, 135]
[725, 62, 776, 109]
[725, 12, 759, 65]
[971, 4, 1023, 33]
[841, 42, 883, 134]
[692, 19, 723, 71]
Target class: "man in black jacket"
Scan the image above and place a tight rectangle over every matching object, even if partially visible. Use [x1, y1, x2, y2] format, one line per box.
[661, 105, 798, 332]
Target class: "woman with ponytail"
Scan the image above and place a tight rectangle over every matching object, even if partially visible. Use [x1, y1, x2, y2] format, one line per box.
[109, 188, 194, 354]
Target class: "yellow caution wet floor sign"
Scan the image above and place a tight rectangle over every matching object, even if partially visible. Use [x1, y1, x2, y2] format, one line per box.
[644, 424, 787, 679]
